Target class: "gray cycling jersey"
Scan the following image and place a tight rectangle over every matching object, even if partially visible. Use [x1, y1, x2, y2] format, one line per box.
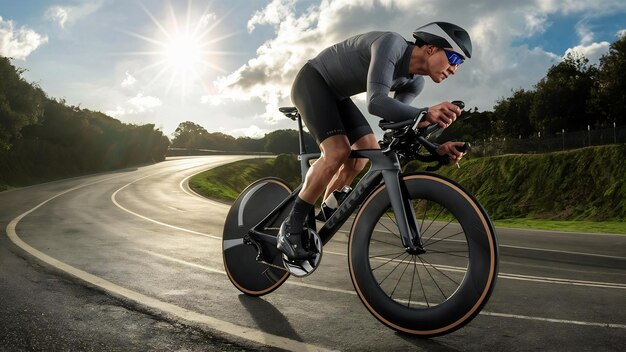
[308, 31, 426, 122]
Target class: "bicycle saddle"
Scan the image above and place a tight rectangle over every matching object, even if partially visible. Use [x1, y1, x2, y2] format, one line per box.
[279, 106, 298, 114]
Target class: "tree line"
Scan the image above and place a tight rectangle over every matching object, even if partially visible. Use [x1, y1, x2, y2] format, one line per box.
[0, 56, 169, 188]
[170, 121, 318, 154]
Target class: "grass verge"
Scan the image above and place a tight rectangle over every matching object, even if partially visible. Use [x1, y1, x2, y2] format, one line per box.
[493, 218, 626, 235]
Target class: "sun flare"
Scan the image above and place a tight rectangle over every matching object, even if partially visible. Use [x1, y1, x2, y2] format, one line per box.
[121, 1, 234, 101]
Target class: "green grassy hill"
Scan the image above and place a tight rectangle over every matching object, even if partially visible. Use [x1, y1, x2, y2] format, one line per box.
[436, 144, 626, 221]
[190, 145, 626, 233]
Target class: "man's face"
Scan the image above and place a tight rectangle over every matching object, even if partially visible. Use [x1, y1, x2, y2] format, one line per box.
[428, 47, 460, 83]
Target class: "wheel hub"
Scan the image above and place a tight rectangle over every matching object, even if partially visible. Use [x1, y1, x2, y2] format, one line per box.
[406, 246, 426, 255]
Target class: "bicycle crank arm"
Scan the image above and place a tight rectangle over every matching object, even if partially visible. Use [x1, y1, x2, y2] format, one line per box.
[258, 260, 288, 272]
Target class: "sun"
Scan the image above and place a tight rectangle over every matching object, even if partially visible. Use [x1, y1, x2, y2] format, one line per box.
[165, 33, 203, 70]
[121, 1, 234, 101]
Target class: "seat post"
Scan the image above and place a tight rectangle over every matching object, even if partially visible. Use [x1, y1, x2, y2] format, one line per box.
[297, 113, 307, 155]
[278, 107, 307, 155]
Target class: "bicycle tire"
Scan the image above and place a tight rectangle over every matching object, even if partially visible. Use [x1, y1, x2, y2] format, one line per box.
[349, 172, 498, 337]
[223, 177, 292, 296]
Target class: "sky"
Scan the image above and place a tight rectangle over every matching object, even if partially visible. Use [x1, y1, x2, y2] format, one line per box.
[1, 0, 625, 140]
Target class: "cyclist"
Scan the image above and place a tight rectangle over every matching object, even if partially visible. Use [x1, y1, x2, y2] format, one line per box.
[277, 22, 473, 260]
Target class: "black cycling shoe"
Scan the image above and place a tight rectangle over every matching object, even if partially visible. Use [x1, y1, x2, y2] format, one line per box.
[276, 221, 317, 260]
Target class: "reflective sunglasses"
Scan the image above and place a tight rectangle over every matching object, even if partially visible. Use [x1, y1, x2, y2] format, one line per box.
[444, 49, 464, 66]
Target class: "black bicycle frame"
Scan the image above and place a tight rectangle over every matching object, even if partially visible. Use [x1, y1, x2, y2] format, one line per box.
[250, 149, 425, 253]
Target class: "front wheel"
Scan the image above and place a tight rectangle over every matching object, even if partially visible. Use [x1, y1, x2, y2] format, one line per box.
[349, 172, 498, 337]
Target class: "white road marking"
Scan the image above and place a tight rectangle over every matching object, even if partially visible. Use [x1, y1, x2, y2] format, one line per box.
[166, 206, 185, 212]
[139, 249, 357, 296]
[179, 163, 235, 209]
[496, 243, 626, 260]
[112, 156, 250, 239]
[138, 248, 626, 330]
[491, 225, 626, 237]
[6, 161, 335, 352]
[111, 169, 222, 240]
[480, 312, 626, 329]
[422, 236, 626, 260]
[498, 272, 626, 289]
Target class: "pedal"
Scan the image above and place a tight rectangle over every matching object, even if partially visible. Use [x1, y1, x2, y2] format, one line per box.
[282, 228, 323, 277]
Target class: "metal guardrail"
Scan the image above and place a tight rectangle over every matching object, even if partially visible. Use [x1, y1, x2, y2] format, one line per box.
[471, 125, 626, 156]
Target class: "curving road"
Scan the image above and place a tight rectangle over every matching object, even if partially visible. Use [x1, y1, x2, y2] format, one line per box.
[2, 156, 625, 351]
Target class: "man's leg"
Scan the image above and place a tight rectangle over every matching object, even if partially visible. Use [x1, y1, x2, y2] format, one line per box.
[299, 135, 351, 204]
[323, 133, 380, 200]
[287, 135, 351, 232]
[277, 134, 350, 260]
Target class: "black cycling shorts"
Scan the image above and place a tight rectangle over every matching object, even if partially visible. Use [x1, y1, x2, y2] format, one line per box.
[291, 63, 373, 145]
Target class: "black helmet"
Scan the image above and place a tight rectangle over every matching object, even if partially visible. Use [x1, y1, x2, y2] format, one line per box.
[413, 22, 472, 59]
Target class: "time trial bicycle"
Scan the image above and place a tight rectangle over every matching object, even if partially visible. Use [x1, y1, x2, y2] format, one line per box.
[222, 102, 499, 337]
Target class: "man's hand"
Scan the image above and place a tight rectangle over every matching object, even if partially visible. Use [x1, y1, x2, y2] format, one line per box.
[436, 141, 466, 166]
[418, 102, 462, 128]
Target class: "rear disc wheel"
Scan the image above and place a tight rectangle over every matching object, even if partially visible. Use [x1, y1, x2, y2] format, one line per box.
[222, 178, 292, 296]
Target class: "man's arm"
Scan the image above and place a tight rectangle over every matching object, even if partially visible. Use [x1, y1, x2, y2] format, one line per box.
[393, 77, 425, 104]
[366, 34, 424, 122]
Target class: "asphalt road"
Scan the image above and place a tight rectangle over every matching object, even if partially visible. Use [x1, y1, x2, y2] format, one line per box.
[1, 156, 625, 351]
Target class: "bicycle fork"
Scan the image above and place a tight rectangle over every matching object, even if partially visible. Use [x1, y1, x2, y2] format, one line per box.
[335, 149, 424, 254]
[381, 169, 425, 254]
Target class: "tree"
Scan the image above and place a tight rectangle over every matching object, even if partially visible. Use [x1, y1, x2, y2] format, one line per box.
[0, 57, 46, 150]
[589, 35, 626, 126]
[264, 129, 300, 154]
[235, 136, 265, 152]
[171, 121, 208, 149]
[492, 89, 535, 138]
[529, 53, 597, 135]
[204, 132, 237, 151]
[435, 108, 494, 143]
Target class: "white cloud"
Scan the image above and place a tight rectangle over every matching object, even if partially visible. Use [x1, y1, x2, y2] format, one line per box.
[618, 29, 626, 38]
[45, 7, 69, 28]
[575, 20, 594, 45]
[121, 71, 137, 87]
[564, 41, 611, 65]
[45, 2, 102, 28]
[199, 12, 218, 28]
[536, 0, 626, 15]
[104, 106, 126, 118]
[229, 125, 267, 138]
[0, 16, 48, 60]
[200, 94, 235, 106]
[128, 93, 162, 110]
[247, 0, 297, 32]
[106, 93, 162, 117]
